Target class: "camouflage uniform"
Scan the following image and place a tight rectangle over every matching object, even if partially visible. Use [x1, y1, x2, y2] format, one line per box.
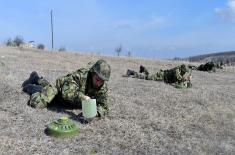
[188, 62, 223, 72]
[197, 62, 216, 72]
[196, 61, 223, 72]
[131, 64, 192, 87]
[27, 60, 110, 117]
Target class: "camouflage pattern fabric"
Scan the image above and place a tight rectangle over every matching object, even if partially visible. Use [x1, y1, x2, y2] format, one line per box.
[188, 62, 224, 72]
[90, 59, 111, 81]
[132, 64, 191, 86]
[196, 61, 224, 72]
[163, 65, 190, 83]
[147, 70, 164, 81]
[139, 65, 149, 77]
[188, 65, 198, 70]
[197, 62, 216, 72]
[174, 81, 192, 89]
[29, 66, 109, 117]
[133, 72, 148, 79]
[30, 84, 58, 109]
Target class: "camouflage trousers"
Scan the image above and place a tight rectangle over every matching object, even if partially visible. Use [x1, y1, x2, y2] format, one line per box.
[29, 79, 58, 108]
[29, 75, 82, 108]
[132, 69, 192, 88]
[147, 70, 164, 81]
[133, 70, 164, 81]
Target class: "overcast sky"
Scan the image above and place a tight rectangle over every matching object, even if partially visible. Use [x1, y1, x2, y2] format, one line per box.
[1, 0, 235, 59]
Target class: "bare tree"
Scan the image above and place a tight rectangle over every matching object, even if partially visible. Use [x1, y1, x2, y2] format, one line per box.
[115, 45, 122, 56]
[127, 50, 132, 57]
[58, 46, 66, 52]
[37, 44, 45, 50]
[13, 36, 24, 47]
[5, 38, 13, 46]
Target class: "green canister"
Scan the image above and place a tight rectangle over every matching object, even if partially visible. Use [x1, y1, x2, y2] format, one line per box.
[82, 99, 97, 118]
[175, 83, 187, 89]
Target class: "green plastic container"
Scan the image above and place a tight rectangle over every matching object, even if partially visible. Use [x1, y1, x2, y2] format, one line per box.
[175, 82, 192, 89]
[82, 99, 97, 119]
[175, 83, 187, 89]
[46, 117, 79, 138]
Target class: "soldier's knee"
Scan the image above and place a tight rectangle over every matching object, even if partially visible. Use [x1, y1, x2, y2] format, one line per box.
[29, 92, 47, 109]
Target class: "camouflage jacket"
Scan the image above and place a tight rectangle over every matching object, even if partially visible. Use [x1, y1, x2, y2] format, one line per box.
[197, 62, 217, 72]
[139, 66, 149, 76]
[55, 68, 109, 117]
[134, 65, 191, 83]
[163, 66, 191, 83]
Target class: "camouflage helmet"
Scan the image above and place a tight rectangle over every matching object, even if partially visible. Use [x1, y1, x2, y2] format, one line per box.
[90, 59, 111, 81]
[180, 64, 189, 73]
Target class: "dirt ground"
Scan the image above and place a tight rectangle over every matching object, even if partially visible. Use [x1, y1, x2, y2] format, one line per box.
[0, 46, 234, 155]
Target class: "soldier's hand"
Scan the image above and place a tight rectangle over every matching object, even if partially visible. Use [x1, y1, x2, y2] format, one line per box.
[183, 75, 192, 81]
[83, 95, 91, 100]
[187, 75, 192, 81]
[189, 75, 192, 81]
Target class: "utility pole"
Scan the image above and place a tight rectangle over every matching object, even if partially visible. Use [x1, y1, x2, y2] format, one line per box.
[50, 10, 54, 50]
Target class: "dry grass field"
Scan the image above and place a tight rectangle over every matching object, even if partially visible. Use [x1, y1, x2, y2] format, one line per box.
[0, 46, 234, 155]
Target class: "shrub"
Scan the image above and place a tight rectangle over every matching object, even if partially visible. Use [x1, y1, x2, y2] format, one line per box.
[13, 36, 24, 46]
[115, 45, 122, 56]
[58, 46, 66, 52]
[37, 44, 45, 50]
[5, 38, 13, 46]
[128, 51, 132, 57]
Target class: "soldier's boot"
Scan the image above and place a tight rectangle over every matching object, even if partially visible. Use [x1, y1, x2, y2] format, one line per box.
[139, 65, 146, 73]
[22, 84, 43, 95]
[22, 71, 42, 87]
[126, 69, 136, 76]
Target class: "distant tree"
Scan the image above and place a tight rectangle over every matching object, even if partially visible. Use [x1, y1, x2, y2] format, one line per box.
[115, 45, 122, 56]
[127, 50, 132, 57]
[13, 36, 24, 46]
[5, 38, 13, 46]
[173, 57, 182, 61]
[58, 46, 66, 52]
[37, 44, 45, 50]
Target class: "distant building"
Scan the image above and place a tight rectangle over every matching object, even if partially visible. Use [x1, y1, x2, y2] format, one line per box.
[21, 41, 36, 49]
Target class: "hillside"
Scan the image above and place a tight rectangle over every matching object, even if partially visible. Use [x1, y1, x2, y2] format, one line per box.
[0, 46, 234, 155]
[184, 51, 235, 64]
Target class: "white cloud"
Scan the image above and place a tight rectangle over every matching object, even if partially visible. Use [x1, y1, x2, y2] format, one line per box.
[215, 0, 235, 22]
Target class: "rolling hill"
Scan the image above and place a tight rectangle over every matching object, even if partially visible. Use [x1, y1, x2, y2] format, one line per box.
[183, 51, 235, 65]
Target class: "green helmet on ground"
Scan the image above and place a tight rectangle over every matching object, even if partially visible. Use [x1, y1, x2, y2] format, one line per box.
[91, 59, 111, 81]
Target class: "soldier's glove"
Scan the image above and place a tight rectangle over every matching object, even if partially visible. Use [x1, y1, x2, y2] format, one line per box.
[77, 112, 98, 124]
